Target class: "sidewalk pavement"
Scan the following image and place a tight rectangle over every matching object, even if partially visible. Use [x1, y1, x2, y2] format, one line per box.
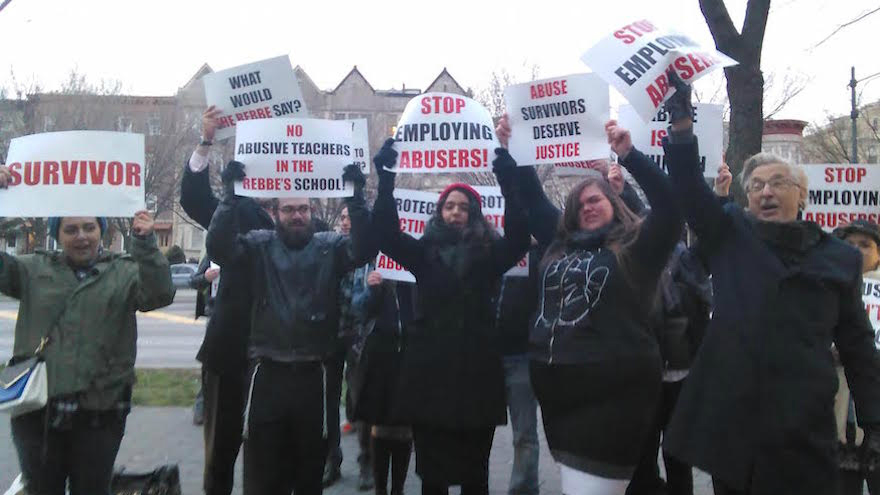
[0, 407, 714, 494]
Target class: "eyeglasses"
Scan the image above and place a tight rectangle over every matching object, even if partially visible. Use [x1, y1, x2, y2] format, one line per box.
[746, 177, 802, 194]
[279, 205, 311, 215]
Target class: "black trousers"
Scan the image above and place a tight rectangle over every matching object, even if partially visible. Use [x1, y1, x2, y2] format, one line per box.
[628, 379, 693, 495]
[202, 368, 246, 495]
[325, 337, 372, 472]
[11, 407, 126, 495]
[243, 360, 327, 495]
[372, 435, 412, 495]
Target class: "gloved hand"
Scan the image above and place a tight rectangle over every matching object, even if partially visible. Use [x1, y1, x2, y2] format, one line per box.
[861, 425, 880, 473]
[374, 138, 398, 193]
[342, 163, 366, 199]
[220, 161, 246, 199]
[493, 147, 518, 184]
[663, 69, 695, 125]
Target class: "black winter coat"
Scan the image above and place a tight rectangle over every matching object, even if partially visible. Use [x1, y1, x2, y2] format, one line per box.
[663, 137, 880, 495]
[372, 180, 530, 430]
[180, 163, 274, 374]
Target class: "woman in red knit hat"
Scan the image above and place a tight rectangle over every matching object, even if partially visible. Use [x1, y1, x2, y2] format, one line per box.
[370, 139, 529, 495]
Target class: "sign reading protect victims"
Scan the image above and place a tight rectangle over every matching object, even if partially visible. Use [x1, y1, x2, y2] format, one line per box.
[1, 131, 145, 217]
[473, 186, 528, 277]
[392, 92, 499, 173]
[504, 73, 610, 165]
[233, 118, 353, 198]
[203, 55, 308, 141]
[581, 19, 736, 121]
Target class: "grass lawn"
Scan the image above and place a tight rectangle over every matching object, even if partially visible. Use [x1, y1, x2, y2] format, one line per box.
[133, 368, 201, 407]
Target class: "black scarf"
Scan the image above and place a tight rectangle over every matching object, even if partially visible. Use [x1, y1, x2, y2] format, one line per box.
[422, 217, 489, 278]
[751, 218, 823, 268]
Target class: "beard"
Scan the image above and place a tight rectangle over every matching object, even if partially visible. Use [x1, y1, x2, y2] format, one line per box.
[277, 220, 315, 249]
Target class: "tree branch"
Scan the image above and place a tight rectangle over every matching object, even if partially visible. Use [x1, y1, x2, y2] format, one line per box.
[742, 0, 772, 61]
[699, 0, 741, 51]
[813, 6, 880, 49]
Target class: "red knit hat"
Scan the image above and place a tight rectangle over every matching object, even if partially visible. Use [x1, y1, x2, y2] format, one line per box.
[438, 182, 481, 207]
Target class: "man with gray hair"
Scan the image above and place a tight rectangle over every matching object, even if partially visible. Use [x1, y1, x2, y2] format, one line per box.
[660, 69, 880, 495]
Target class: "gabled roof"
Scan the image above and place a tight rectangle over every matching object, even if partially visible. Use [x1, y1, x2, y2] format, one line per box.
[331, 66, 375, 94]
[425, 67, 465, 94]
[180, 63, 213, 91]
[293, 65, 321, 93]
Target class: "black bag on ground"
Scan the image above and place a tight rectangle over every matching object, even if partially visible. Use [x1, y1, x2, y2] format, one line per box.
[111, 465, 181, 495]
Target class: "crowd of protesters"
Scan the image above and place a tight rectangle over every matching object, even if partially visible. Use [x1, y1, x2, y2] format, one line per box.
[4, 68, 880, 495]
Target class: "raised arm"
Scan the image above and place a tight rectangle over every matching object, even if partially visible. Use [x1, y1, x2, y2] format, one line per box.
[371, 139, 426, 274]
[490, 149, 530, 276]
[205, 162, 249, 268]
[180, 106, 224, 229]
[130, 211, 176, 312]
[336, 165, 379, 271]
[496, 114, 561, 247]
[607, 121, 683, 288]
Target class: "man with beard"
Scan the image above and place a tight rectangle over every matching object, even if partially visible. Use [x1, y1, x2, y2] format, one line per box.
[207, 161, 377, 495]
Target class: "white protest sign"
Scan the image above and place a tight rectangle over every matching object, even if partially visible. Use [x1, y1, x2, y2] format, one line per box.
[203, 55, 308, 141]
[347, 118, 370, 173]
[392, 92, 499, 173]
[618, 103, 723, 178]
[1, 131, 145, 217]
[210, 262, 220, 298]
[800, 164, 880, 232]
[473, 186, 529, 277]
[581, 19, 737, 121]
[375, 189, 438, 282]
[505, 74, 609, 166]
[862, 278, 880, 349]
[233, 118, 353, 198]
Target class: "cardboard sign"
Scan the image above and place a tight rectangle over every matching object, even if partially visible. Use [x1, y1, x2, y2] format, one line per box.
[473, 186, 529, 277]
[233, 118, 354, 198]
[347, 118, 371, 173]
[203, 55, 308, 141]
[581, 19, 737, 121]
[375, 189, 438, 282]
[504, 74, 610, 166]
[392, 93, 499, 173]
[862, 277, 880, 349]
[618, 103, 723, 178]
[1, 131, 145, 217]
[801, 164, 880, 231]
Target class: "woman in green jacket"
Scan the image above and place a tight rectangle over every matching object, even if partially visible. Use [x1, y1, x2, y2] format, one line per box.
[0, 166, 176, 495]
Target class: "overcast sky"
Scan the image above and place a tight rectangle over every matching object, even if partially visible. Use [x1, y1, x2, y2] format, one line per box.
[0, 0, 877, 126]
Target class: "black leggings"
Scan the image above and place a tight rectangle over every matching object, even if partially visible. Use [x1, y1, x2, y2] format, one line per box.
[372, 436, 412, 495]
[421, 481, 488, 495]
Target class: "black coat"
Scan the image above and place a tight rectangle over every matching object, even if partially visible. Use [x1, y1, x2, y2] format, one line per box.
[179, 163, 274, 375]
[663, 138, 880, 494]
[372, 180, 530, 430]
[189, 255, 214, 319]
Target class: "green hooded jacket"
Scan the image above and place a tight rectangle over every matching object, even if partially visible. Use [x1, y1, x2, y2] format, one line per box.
[0, 233, 175, 410]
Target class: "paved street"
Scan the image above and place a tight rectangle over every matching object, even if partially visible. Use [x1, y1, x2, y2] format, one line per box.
[0, 290, 205, 368]
[0, 407, 715, 494]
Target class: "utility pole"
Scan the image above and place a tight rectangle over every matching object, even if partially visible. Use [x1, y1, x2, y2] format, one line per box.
[851, 66, 859, 164]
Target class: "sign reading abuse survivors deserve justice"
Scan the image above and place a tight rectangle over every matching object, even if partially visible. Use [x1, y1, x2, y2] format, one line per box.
[581, 20, 737, 121]
[375, 189, 438, 283]
[203, 55, 308, 141]
[1, 131, 145, 217]
[618, 103, 723, 178]
[392, 93, 499, 173]
[233, 118, 354, 198]
[504, 74, 609, 166]
[801, 164, 880, 232]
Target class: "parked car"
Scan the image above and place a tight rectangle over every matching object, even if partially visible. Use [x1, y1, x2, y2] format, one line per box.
[170, 263, 199, 289]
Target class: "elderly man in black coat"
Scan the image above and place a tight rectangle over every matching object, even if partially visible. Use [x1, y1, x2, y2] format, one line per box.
[660, 72, 880, 495]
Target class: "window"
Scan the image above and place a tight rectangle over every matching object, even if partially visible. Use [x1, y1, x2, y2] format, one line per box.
[333, 112, 347, 120]
[869, 146, 878, 164]
[158, 232, 170, 248]
[148, 116, 162, 136]
[117, 116, 133, 133]
[189, 229, 204, 249]
[43, 116, 55, 132]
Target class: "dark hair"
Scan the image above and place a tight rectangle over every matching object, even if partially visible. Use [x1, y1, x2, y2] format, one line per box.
[431, 186, 496, 247]
[541, 173, 642, 272]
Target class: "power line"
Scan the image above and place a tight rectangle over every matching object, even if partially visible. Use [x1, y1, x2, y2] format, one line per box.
[814, 6, 880, 49]
[0, 0, 12, 14]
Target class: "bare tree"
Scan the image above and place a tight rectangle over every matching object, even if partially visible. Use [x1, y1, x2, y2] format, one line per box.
[701, 0, 771, 203]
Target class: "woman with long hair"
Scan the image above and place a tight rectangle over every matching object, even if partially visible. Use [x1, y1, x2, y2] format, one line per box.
[496, 117, 684, 494]
[370, 138, 529, 495]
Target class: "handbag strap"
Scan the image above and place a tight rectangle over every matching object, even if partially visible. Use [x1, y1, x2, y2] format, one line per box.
[33, 293, 72, 359]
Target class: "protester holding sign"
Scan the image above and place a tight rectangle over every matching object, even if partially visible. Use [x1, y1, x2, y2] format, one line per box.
[206, 161, 375, 495]
[179, 107, 276, 495]
[499, 108, 682, 492]
[660, 70, 880, 495]
[832, 220, 880, 495]
[371, 138, 529, 495]
[0, 173, 174, 495]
